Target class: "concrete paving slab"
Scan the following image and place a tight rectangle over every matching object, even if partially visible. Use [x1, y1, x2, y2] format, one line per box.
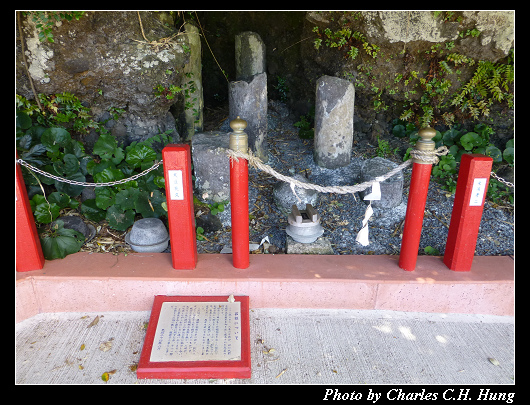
[15, 309, 514, 384]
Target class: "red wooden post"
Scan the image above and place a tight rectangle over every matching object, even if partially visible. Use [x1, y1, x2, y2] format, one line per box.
[16, 153, 45, 272]
[162, 145, 197, 269]
[398, 127, 437, 271]
[443, 154, 493, 271]
[229, 117, 250, 269]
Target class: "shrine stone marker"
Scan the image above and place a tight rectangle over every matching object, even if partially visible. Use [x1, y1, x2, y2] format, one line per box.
[235, 31, 266, 80]
[314, 75, 355, 169]
[229, 72, 268, 162]
[137, 295, 251, 379]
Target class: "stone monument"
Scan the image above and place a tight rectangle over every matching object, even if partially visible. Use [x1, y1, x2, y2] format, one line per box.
[229, 31, 268, 162]
[191, 131, 231, 203]
[179, 22, 203, 140]
[313, 75, 355, 169]
[235, 31, 266, 81]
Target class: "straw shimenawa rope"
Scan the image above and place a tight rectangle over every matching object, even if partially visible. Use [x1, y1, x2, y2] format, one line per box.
[226, 146, 448, 195]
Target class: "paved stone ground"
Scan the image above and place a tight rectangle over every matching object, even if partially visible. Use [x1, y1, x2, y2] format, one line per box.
[16, 309, 514, 384]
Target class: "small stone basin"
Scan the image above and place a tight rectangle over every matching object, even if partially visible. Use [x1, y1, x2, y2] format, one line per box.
[125, 218, 170, 253]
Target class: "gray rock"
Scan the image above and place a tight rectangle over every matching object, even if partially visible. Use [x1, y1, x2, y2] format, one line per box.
[286, 235, 334, 254]
[16, 11, 188, 147]
[191, 131, 231, 203]
[360, 157, 403, 209]
[195, 212, 222, 233]
[272, 174, 319, 215]
[53, 216, 94, 240]
[235, 31, 266, 80]
[314, 75, 355, 169]
[229, 72, 268, 162]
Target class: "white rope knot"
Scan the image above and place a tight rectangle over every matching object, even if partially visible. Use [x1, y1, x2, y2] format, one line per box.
[409, 146, 449, 165]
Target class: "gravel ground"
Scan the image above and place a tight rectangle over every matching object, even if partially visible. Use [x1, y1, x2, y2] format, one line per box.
[196, 101, 514, 257]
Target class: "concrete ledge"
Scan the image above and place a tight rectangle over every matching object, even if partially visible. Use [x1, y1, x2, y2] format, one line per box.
[16, 253, 514, 322]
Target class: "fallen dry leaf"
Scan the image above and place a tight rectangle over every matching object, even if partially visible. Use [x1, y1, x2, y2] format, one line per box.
[488, 357, 500, 366]
[275, 368, 287, 378]
[101, 369, 117, 382]
[99, 341, 113, 352]
[87, 315, 100, 328]
[80, 344, 85, 351]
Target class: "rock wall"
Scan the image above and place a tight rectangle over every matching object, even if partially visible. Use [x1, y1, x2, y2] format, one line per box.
[198, 11, 513, 143]
[16, 11, 190, 147]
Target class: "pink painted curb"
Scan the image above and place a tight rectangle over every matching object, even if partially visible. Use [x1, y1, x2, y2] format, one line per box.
[16, 253, 514, 322]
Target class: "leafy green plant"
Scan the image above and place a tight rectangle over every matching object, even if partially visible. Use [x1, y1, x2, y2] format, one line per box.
[451, 60, 514, 119]
[312, 16, 379, 60]
[424, 246, 440, 255]
[294, 107, 315, 140]
[17, 94, 173, 238]
[208, 201, 227, 216]
[394, 120, 513, 201]
[196, 226, 206, 241]
[39, 220, 85, 260]
[82, 133, 171, 231]
[154, 84, 182, 101]
[16, 109, 90, 198]
[376, 138, 399, 158]
[274, 76, 290, 103]
[25, 11, 85, 43]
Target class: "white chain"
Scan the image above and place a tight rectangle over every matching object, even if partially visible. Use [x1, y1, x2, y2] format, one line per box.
[490, 171, 514, 188]
[16, 158, 163, 187]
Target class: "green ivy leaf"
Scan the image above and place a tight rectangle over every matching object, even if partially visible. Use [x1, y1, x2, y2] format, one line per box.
[392, 124, 407, 138]
[485, 145, 503, 163]
[503, 145, 514, 165]
[40, 220, 85, 260]
[459, 132, 482, 151]
[93, 134, 125, 164]
[80, 199, 106, 222]
[16, 111, 32, 130]
[54, 172, 86, 197]
[48, 192, 70, 209]
[34, 201, 61, 224]
[41, 127, 70, 152]
[52, 153, 80, 176]
[93, 166, 124, 184]
[134, 190, 166, 218]
[126, 144, 157, 168]
[95, 188, 116, 210]
[106, 205, 135, 231]
[115, 188, 140, 211]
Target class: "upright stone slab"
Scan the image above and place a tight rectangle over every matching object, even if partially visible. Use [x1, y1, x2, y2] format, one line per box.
[180, 22, 203, 140]
[235, 31, 266, 80]
[360, 157, 404, 209]
[229, 72, 268, 162]
[191, 131, 230, 203]
[314, 76, 355, 169]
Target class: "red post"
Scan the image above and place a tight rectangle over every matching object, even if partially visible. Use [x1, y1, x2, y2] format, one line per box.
[398, 127, 437, 271]
[229, 117, 250, 269]
[162, 145, 197, 269]
[443, 154, 493, 271]
[16, 154, 45, 272]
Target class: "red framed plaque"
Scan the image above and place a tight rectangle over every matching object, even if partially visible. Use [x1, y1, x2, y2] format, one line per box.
[137, 295, 251, 379]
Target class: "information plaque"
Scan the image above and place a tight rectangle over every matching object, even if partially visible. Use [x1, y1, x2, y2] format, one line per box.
[137, 295, 251, 379]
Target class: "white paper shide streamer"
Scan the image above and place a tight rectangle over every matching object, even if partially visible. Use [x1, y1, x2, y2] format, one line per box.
[355, 178, 383, 246]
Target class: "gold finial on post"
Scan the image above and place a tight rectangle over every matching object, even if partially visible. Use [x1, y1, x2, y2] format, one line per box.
[413, 127, 436, 164]
[229, 116, 248, 153]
